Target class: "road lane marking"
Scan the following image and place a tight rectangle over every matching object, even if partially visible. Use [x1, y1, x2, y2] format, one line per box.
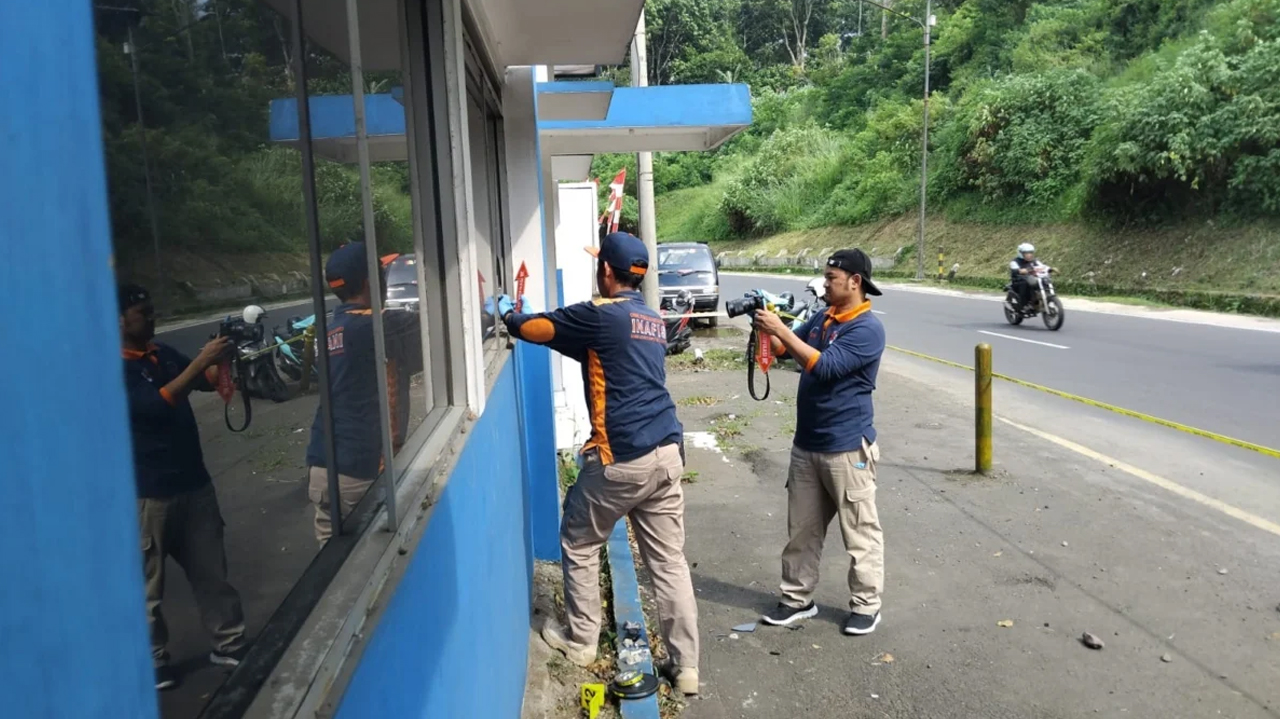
[978, 330, 1069, 349]
[998, 417, 1280, 539]
[887, 344, 1280, 460]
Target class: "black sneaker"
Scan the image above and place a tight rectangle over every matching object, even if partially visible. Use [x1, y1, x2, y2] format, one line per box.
[155, 665, 179, 691]
[843, 611, 881, 635]
[210, 645, 250, 668]
[760, 601, 818, 626]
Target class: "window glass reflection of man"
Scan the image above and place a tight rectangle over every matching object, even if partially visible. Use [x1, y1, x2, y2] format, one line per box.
[119, 284, 248, 691]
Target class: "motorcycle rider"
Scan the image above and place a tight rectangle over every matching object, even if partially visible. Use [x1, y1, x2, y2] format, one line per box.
[1008, 243, 1052, 314]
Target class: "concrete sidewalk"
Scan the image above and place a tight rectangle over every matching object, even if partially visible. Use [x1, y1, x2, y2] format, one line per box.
[667, 364, 1280, 719]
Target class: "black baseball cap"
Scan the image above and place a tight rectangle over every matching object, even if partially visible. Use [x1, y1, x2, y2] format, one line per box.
[326, 242, 369, 293]
[586, 232, 650, 276]
[827, 248, 882, 296]
[118, 283, 151, 314]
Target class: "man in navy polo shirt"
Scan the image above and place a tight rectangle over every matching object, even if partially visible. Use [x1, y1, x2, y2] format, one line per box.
[751, 249, 888, 636]
[497, 232, 701, 695]
[305, 242, 422, 542]
[119, 284, 248, 690]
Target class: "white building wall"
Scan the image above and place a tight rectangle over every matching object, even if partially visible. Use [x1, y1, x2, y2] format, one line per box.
[553, 182, 599, 450]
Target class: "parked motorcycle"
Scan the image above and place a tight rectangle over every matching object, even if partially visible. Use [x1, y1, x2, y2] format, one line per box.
[788, 277, 828, 332]
[272, 314, 317, 382]
[211, 307, 290, 433]
[661, 290, 695, 356]
[1004, 266, 1065, 331]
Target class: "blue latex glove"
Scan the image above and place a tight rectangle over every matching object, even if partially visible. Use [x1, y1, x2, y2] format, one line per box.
[496, 294, 516, 318]
[483, 296, 497, 317]
[516, 295, 532, 314]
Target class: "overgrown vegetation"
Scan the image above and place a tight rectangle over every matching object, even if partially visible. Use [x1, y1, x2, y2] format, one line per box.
[624, 0, 1280, 278]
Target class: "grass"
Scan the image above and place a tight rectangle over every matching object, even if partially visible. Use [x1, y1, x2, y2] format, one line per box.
[666, 348, 744, 372]
[677, 395, 719, 407]
[704, 212, 1280, 300]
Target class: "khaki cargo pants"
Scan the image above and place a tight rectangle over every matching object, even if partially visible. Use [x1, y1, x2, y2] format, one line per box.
[308, 467, 375, 542]
[561, 443, 700, 670]
[780, 439, 883, 614]
[138, 482, 246, 667]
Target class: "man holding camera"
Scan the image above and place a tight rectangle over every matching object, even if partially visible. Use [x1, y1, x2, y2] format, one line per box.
[496, 232, 701, 695]
[751, 249, 887, 636]
[119, 284, 248, 690]
[305, 242, 423, 542]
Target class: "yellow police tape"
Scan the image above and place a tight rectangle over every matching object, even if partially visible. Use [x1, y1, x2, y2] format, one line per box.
[887, 344, 1280, 461]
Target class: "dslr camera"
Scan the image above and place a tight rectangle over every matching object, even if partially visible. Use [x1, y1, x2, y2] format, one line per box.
[217, 317, 264, 346]
[725, 289, 796, 319]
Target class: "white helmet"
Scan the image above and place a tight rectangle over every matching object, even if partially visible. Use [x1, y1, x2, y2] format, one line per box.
[1018, 243, 1036, 254]
[807, 277, 825, 296]
[243, 304, 267, 324]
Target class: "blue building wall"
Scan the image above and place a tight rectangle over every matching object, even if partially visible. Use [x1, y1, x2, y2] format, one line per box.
[1, 2, 158, 717]
[337, 359, 534, 718]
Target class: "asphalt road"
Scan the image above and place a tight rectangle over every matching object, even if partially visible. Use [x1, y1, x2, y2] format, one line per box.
[720, 273, 1280, 451]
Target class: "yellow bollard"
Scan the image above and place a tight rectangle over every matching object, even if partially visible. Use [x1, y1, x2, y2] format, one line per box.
[975, 343, 993, 473]
[299, 325, 316, 393]
[938, 250, 945, 281]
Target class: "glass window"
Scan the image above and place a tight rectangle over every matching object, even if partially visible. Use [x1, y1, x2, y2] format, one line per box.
[97, 0, 446, 713]
[464, 29, 510, 370]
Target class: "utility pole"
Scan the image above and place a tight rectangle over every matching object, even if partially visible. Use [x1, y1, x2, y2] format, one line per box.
[631, 10, 659, 310]
[918, 0, 932, 281]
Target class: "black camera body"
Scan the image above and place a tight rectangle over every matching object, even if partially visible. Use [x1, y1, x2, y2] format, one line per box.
[724, 291, 767, 319]
[218, 317, 264, 346]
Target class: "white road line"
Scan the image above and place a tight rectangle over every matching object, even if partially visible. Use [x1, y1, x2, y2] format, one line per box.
[998, 417, 1280, 539]
[978, 330, 1069, 349]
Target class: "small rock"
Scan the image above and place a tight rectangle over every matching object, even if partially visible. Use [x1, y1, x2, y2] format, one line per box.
[733, 623, 758, 633]
[1081, 632, 1105, 650]
[1062, 541, 1069, 547]
[997, 619, 1014, 628]
[1217, 567, 1229, 575]
[875, 653, 895, 664]
[993, 550, 1003, 557]
[870, 693, 880, 699]
[812, 644, 821, 650]
[768, 650, 781, 656]
[1161, 653, 1173, 663]
[729, 633, 739, 640]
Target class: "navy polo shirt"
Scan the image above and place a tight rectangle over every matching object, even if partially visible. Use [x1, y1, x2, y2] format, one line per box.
[122, 343, 214, 499]
[790, 302, 885, 453]
[504, 290, 683, 464]
[306, 304, 423, 479]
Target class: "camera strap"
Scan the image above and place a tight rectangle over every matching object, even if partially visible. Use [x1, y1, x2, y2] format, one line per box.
[747, 328, 771, 401]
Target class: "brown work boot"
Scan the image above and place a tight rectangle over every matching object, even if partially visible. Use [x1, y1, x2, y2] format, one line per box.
[541, 620, 597, 667]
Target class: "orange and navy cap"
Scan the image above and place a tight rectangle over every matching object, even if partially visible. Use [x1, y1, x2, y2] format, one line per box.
[325, 242, 369, 293]
[585, 232, 650, 277]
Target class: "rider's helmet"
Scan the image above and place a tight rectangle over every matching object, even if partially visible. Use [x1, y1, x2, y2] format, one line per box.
[1017, 242, 1035, 256]
[243, 304, 267, 324]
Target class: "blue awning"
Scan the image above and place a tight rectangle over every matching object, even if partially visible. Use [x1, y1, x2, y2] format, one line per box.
[269, 82, 752, 172]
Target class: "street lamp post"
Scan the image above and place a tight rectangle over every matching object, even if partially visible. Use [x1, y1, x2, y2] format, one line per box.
[857, 0, 934, 280]
[123, 23, 165, 296]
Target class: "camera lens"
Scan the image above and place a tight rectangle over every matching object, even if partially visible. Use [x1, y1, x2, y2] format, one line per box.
[724, 294, 763, 319]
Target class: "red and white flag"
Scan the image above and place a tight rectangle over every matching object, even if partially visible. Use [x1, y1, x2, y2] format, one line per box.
[597, 168, 627, 235]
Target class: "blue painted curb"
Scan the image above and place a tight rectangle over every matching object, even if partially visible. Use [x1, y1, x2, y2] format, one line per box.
[606, 519, 662, 719]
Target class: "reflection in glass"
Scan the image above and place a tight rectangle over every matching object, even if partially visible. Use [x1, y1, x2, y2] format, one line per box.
[96, 0, 430, 712]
